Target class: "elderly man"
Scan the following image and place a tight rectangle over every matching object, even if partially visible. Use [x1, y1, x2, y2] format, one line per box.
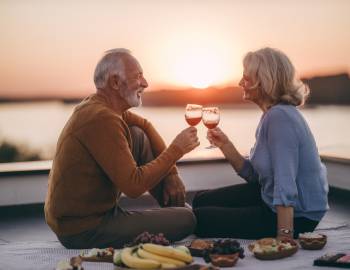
[44, 48, 199, 248]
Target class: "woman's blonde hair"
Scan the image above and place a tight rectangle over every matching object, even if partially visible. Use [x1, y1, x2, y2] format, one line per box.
[243, 47, 309, 107]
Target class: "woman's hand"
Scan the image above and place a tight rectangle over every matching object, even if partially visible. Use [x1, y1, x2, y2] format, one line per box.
[207, 127, 230, 149]
[277, 232, 294, 241]
[207, 127, 246, 173]
[276, 205, 294, 239]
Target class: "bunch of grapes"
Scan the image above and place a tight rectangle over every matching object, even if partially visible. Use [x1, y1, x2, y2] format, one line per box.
[203, 239, 245, 263]
[127, 231, 170, 246]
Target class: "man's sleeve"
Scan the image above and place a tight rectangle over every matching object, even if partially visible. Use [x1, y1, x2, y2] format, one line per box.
[122, 111, 178, 175]
[76, 115, 183, 198]
[266, 109, 299, 207]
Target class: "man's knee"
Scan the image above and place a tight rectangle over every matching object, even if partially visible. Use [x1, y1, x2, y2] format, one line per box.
[129, 126, 149, 148]
[129, 126, 145, 138]
[129, 126, 154, 165]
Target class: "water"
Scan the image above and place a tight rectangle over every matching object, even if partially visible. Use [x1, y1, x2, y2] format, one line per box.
[0, 102, 349, 160]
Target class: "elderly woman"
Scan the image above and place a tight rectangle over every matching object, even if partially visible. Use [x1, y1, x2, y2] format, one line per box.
[192, 47, 329, 240]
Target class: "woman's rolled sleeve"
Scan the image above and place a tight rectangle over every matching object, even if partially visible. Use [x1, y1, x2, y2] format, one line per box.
[272, 178, 298, 207]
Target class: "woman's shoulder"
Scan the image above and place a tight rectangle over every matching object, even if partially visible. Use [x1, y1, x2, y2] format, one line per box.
[264, 104, 298, 122]
[269, 103, 297, 113]
[262, 104, 309, 138]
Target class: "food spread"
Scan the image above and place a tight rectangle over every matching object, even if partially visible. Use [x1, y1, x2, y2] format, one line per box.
[55, 231, 340, 269]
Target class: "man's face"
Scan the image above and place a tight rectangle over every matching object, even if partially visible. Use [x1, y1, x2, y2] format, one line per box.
[119, 56, 148, 107]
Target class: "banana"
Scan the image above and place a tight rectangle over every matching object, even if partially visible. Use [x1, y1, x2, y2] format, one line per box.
[175, 246, 191, 255]
[121, 247, 160, 269]
[137, 247, 186, 267]
[113, 250, 123, 266]
[142, 244, 193, 263]
[161, 263, 177, 268]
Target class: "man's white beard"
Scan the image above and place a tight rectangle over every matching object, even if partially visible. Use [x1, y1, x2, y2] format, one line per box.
[120, 88, 142, 107]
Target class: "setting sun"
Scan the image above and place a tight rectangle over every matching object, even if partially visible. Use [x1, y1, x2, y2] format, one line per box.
[164, 34, 237, 89]
[172, 50, 221, 89]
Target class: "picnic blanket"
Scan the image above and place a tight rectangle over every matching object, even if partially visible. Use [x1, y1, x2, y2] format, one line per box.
[1, 220, 349, 270]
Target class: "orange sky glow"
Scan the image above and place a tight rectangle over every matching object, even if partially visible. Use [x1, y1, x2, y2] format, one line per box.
[0, 0, 349, 98]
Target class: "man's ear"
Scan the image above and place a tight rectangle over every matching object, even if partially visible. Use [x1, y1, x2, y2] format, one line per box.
[108, 74, 120, 90]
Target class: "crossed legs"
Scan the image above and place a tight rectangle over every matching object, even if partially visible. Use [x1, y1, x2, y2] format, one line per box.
[192, 182, 318, 239]
[59, 126, 196, 248]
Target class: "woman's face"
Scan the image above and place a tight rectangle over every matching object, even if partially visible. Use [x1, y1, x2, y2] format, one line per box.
[238, 71, 260, 103]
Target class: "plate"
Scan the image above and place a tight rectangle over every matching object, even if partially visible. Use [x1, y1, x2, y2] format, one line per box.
[209, 253, 239, 267]
[185, 240, 214, 257]
[248, 238, 299, 260]
[251, 246, 298, 260]
[299, 234, 327, 250]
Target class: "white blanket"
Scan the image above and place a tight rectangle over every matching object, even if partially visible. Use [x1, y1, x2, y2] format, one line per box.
[1, 224, 349, 270]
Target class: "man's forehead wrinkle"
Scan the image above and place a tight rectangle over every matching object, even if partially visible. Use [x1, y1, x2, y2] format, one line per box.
[121, 55, 142, 75]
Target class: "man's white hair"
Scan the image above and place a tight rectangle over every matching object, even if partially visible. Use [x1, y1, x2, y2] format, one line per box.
[93, 48, 132, 89]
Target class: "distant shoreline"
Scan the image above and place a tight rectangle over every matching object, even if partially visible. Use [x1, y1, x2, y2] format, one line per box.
[1, 73, 349, 105]
[0, 100, 348, 109]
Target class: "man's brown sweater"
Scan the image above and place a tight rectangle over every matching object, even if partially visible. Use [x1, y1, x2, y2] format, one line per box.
[44, 94, 183, 236]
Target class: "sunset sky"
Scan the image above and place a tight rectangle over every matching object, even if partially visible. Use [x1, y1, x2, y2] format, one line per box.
[0, 0, 349, 98]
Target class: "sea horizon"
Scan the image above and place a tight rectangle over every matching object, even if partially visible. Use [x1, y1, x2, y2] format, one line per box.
[0, 102, 349, 163]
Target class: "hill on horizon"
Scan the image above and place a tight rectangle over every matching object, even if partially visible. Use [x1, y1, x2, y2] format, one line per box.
[142, 72, 350, 106]
[0, 73, 349, 105]
[303, 73, 350, 104]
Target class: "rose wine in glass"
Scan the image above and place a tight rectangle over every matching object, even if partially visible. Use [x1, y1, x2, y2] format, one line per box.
[185, 104, 202, 126]
[202, 107, 220, 149]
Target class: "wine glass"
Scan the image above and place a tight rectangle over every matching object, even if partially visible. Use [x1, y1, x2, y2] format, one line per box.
[185, 104, 203, 126]
[202, 107, 220, 149]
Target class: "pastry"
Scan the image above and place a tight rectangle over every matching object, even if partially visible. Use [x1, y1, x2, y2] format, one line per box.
[79, 247, 114, 262]
[187, 240, 214, 257]
[298, 232, 327, 250]
[248, 238, 298, 260]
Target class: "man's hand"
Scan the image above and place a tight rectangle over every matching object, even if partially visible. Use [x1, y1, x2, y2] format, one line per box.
[171, 127, 200, 155]
[163, 174, 186, 207]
